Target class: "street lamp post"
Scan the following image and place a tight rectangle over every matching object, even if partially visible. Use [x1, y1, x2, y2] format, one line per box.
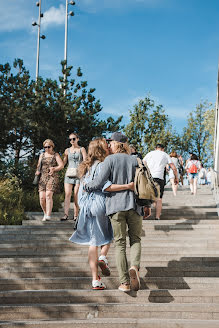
[64, 0, 75, 94]
[32, 0, 46, 81]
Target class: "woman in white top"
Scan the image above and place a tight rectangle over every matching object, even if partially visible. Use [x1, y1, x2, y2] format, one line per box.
[168, 151, 179, 196]
[185, 154, 201, 195]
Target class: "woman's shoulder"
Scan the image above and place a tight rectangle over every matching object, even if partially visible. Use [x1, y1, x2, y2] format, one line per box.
[54, 152, 61, 157]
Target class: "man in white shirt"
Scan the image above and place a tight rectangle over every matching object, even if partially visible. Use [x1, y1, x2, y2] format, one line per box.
[143, 144, 178, 220]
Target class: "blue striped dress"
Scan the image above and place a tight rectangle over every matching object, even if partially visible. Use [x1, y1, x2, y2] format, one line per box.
[69, 162, 113, 246]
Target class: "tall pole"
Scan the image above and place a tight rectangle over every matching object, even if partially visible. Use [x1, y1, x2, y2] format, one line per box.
[36, 0, 42, 80]
[64, 0, 68, 94]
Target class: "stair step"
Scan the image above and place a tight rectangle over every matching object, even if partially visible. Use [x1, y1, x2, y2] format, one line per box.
[1, 263, 219, 278]
[1, 303, 219, 320]
[1, 289, 219, 305]
[0, 318, 219, 328]
[1, 276, 219, 291]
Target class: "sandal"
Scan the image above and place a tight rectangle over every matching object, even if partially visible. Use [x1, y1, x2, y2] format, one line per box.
[60, 214, 68, 221]
[73, 216, 78, 230]
[129, 267, 140, 291]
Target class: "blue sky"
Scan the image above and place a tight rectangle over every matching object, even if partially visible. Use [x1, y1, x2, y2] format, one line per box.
[0, 0, 218, 132]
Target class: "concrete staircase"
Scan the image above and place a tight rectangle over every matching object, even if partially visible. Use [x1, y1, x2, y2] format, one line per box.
[0, 185, 219, 327]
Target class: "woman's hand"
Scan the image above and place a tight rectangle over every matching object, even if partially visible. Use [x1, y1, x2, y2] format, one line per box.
[126, 182, 134, 191]
[35, 170, 41, 176]
[49, 167, 56, 175]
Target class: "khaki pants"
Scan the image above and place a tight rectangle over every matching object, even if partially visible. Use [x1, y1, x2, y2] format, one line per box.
[110, 209, 143, 284]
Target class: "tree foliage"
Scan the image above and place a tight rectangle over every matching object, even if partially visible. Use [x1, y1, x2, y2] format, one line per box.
[203, 107, 215, 157]
[124, 96, 181, 156]
[0, 58, 123, 169]
[182, 101, 212, 164]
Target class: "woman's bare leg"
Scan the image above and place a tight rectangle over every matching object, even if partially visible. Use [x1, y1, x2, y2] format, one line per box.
[45, 191, 54, 217]
[190, 179, 194, 194]
[193, 178, 198, 195]
[100, 244, 111, 257]
[73, 183, 80, 218]
[170, 178, 177, 196]
[64, 183, 73, 216]
[39, 191, 46, 217]
[88, 246, 99, 281]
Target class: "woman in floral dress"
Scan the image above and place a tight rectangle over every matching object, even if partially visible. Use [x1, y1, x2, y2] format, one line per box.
[36, 139, 64, 221]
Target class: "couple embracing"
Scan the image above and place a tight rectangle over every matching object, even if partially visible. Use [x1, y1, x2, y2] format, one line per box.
[69, 132, 143, 292]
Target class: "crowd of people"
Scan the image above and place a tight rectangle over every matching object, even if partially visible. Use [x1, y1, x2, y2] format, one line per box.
[35, 131, 212, 291]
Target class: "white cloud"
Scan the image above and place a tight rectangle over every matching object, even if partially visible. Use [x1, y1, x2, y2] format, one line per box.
[0, 0, 32, 32]
[0, 2, 66, 32]
[42, 5, 65, 29]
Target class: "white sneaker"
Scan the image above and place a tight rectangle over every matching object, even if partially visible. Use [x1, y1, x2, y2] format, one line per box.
[92, 277, 106, 290]
[98, 255, 111, 276]
[42, 215, 51, 222]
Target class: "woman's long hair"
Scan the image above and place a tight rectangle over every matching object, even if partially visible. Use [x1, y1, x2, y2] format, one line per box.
[170, 151, 177, 158]
[112, 141, 130, 154]
[78, 138, 108, 178]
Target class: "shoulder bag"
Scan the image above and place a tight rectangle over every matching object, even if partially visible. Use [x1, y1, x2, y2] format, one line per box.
[33, 156, 43, 185]
[66, 148, 83, 178]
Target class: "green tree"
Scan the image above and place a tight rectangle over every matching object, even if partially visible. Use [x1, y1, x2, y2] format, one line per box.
[0, 58, 123, 168]
[203, 107, 215, 157]
[124, 95, 180, 156]
[124, 97, 152, 153]
[182, 101, 212, 163]
[0, 59, 35, 165]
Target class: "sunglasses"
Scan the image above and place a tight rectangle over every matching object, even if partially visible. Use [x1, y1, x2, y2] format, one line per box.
[44, 146, 51, 149]
[69, 138, 76, 141]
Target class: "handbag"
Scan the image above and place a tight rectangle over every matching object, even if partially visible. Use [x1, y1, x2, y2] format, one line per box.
[66, 167, 78, 178]
[33, 156, 43, 185]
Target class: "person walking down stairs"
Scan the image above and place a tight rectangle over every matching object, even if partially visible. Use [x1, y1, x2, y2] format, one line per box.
[61, 132, 86, 223]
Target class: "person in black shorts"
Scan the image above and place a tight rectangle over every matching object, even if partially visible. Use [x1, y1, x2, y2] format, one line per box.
[143, 144, 178, 220]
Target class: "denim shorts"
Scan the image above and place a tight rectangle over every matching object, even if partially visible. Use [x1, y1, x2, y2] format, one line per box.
[189, 173, 198, 180]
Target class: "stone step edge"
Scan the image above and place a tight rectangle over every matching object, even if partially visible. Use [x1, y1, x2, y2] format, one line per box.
[1, 288, 219, 296]
[1, 277, 219, 282]
[1, 302, 219, 310]
[1, 318, 219, 327]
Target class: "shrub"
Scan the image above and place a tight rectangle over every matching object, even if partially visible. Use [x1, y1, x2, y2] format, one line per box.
[0, 175, 26, 225]
[23, 190, 63, 212]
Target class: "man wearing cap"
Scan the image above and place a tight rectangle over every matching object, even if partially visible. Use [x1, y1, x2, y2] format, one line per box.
[84, 132, 143, 292]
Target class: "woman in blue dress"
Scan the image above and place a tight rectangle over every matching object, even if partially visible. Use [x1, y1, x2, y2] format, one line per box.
[61, 133, 86, 222]
[69, 138, 134, 290]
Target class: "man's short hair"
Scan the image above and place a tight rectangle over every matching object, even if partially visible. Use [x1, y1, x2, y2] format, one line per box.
[156, 143, 164, 149]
